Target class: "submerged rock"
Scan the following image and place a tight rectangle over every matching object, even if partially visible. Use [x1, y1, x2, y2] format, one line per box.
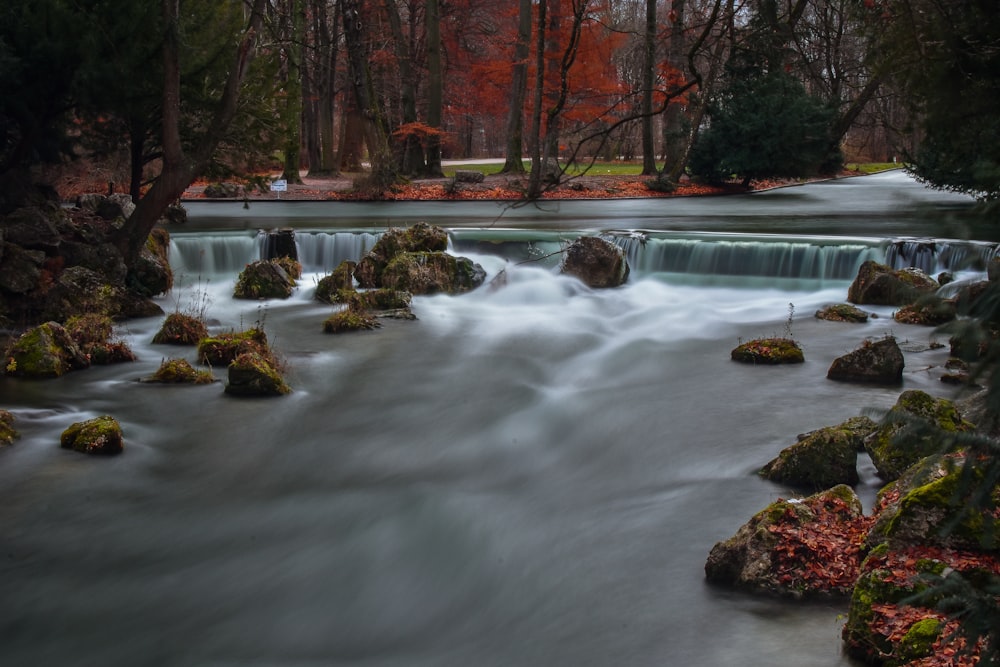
[560, 236, 630, 288]
[827, 336, 904, 384]
[60, 415, 124, 455]
[815, 303, 870, 323]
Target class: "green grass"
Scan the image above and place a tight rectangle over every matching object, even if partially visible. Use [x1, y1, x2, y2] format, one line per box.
[442, 160, 644, 178]
[845, 162, 902, 174]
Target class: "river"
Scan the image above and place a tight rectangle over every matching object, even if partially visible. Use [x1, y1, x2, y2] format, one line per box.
[0, 171, 985, 666]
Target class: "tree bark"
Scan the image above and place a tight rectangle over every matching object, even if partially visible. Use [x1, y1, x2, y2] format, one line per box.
[424, 0, 444, 177]
[385, 0, 424, 175]
[662, 0, 688, 178]
[640, 0, 657, 175]
[501, 0, 532, 174]
[280, 0, 305, 184]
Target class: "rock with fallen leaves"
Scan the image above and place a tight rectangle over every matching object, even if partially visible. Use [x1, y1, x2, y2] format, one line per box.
[705, 485, 871, 599]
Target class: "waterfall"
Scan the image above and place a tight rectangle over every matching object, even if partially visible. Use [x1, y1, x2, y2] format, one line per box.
[168, 230, 382, 277]
[602, 232, 885, 283]
[885, 239, 999, 274]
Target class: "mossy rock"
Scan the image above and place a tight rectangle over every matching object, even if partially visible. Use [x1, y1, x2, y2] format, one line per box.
[705, 485, 866, 599]
[131, 228, 174, 297]
[730, 337, 804, 364]
[355, 223, 449, 288]
[760, 423, 865, 489]
[60, 415, 124, 455]
[323, 309, 381, 334]
[272, 255, 302, 280]
[145, 358, 216, 385]
[225, 351, 290, 396]
[893, 297, 956, 326]
[872, 459, 1000, 551]
[380, 252, 486, 295]
[5, 321, 90, 378]
[197, 328, 270, 366]
[0, 409, 19, 445]
[233, 260, 295, 299]
[865, 390, 974, 482]
[815, 303, 870, 323]
[65, 313, 135, 365]
[344, 289, 412, 311]
[315, 261, 357, 303]
[848, 260, 940, 306]
[897, 618, 942, 663]
[152, 312, 209, 345]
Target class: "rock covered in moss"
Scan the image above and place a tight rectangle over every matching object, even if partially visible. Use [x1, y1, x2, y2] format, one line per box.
[197, 328, 269, 366]
[865, 390, 974, 481]
[60, 415, 124, 455]
[815, 303, 870, 323]
[560, 236, 630, 288]
[5, 321, 90, 378]
[323, 308, 381, 333]
[827, 336, 904, 384]
[233, 260, 296, 299]
[64, 313, 136, 365]
[380, 252, 486, 295]
[152, 312, 209, 345]
[144, 358, 215, 384]
[760, 417, 878, 489]
[893, 296, 956, 326]
[130, 228, 174, 298]
[705, 485, 869, 599]
[842, 540, 1000, 666]
[315, 261, 357, 303]
[225, 351, 290, 396]
[848, 260, 940, 306]
[0, 409, 19, 445]
[355, 223, 449, 288]
[731, 337, 804, 364]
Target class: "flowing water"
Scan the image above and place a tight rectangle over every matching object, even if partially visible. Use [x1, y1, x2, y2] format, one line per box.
[0, 172, 988, 666]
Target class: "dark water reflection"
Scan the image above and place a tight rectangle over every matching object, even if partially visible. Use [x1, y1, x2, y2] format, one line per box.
[0, 172, 980, 667]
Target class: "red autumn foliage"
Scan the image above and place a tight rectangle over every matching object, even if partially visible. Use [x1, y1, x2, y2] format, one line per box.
[765, 494, 875, 594]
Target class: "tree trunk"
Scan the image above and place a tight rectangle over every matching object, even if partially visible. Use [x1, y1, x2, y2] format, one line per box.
[281, 0, 304, 184]
[385, 0, 424, 175]
[314, 0, 339, 175]
[424, 0, 444, 177]
[115, 0, 267, 268]
[340, 0, 398, 188]
[662, 0, 688, 178]
[527, 0, 548, 198]
[640, 0, 657, 175]
[339, 102, 365, 172]
[501, 0, 532, 175]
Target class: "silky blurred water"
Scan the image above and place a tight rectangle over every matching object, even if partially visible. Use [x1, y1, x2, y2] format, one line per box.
[0, 172, 981, 666]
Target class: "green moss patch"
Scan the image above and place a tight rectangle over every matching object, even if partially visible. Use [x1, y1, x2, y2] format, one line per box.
[731, 337, 804, 364]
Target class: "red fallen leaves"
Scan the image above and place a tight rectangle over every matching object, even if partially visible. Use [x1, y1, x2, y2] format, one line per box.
[766, 495, 875, 593]
[860, 546, 1000, 666]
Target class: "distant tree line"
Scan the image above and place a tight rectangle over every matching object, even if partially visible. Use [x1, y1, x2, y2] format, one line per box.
[1, 0, 998, 258]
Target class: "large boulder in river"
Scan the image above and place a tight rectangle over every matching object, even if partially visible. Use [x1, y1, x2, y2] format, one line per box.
[315, 260, 356, 303]
[864, 390, 974, 482]
[380, 252, 486, 295]
[760, 417, 878, 489]
[560, 236, 630, 288]
[355, 223, 448, 288]
[705, 485, 868, 599]
[5, 321, 90, 378]
[847, 260, 939, 306]
[827, 336, 904, 384]
[233, 259, 296, 299]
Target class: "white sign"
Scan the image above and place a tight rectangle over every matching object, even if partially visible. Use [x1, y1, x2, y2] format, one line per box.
[270, 179, 288, 192]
